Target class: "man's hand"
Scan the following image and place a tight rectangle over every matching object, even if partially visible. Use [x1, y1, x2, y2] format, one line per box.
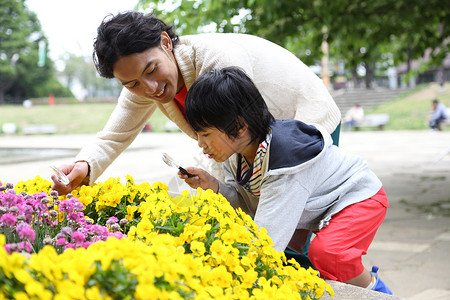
[51, 161, 89, 195]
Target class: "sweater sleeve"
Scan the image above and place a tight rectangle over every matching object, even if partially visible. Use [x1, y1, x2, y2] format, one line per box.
[75, 88, 157, 184]
[254, 174, 310, 252]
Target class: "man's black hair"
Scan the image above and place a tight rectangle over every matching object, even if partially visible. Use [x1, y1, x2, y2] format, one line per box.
[93, 11, 179, 78]
[185, 67, 274, 144]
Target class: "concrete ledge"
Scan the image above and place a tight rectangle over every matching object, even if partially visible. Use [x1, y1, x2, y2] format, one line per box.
[323, 280, 400, 300]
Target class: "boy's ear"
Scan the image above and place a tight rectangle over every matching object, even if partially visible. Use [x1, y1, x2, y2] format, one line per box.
[237, 120, 248, 137]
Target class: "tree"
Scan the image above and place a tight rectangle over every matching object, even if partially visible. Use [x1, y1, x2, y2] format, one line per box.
[0, 0, 67, 103]
[136, 0, 449, 88]
[60, 52, 122, 100]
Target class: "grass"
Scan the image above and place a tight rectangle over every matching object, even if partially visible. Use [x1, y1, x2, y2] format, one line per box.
[0, 102, 170, 135]
[365, 82, 450, 130]
[1, 82, 450, 135]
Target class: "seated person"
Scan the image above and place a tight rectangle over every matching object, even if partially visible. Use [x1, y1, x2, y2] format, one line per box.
[179, 67, 392, 294]
[343, 104, 364, 130]
[427, 99, 448, 131]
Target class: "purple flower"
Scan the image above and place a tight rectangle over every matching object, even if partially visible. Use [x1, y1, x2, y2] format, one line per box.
[72, 231, 86, 243]
[60, 226, 73, 236]
[0, 213, 16, 226]
[1, 193, 17, 207]
[50, 190, 59, 198]
[6, 188, 16, 195]
[106, 216, 118, 226]
[85, 224, 105, 236]
[72, 200, 84, 212]
[49, 210, 58, 218]
[68, 212, 80, 222]
[58, 200, 73, 213]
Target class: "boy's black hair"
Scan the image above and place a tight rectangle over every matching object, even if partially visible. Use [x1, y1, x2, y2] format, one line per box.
[185, 67, 274, 144]
[93, 11, 179, 78]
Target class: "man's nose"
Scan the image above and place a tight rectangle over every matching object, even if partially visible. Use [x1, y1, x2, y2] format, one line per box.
[143, 78, 158, 94]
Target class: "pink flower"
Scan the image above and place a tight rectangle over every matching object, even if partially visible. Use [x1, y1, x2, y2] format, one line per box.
[0, 213, 16, 226]
[0, 193, 17, 206]
[109, 232, 124, 239]
[4, 243, 15, 254]
[106, 216, 119, 226]
[17, 241, 33, 253]
[17, 224, 36, 242]
[72, 231, 86, 243]
[64, 243, 76, 250]
[60, 226, 73, 236]
[55, 237, 67, 246]
[58, 200, 73, 213]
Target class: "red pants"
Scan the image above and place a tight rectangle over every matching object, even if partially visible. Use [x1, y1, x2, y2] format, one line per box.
[308, 187, 389, 282]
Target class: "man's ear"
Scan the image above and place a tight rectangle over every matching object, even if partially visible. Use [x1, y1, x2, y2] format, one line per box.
[160, 31, 172, 51]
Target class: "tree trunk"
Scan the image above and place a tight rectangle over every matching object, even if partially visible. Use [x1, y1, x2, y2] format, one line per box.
[351, 67, 358, 89]
[321, 26, 330, 90]
[406, 45, 413, 87]
[365, 63, 374, 89]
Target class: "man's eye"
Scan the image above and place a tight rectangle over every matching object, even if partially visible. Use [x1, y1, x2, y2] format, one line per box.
[148, 65, 156, 74]
[126, 82, 138, 89]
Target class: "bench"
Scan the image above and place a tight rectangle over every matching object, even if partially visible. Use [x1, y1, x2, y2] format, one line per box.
[23, 124, 57, 135]
[443, 109, 450, 125]
[354, 114, 389, 130]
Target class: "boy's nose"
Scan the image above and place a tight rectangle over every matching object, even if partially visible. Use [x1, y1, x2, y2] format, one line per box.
[197, 136, 206, 149]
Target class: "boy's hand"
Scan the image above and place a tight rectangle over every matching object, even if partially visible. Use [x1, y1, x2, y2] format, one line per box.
[178, 167, 219, 193]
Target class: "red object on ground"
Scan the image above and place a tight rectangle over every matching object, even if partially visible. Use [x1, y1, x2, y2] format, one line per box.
[49, 93, 55, 106]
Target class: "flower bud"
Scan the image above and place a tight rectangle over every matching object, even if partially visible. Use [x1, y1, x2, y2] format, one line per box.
[9, 206, 19, 214]
[41, 197, 51, 205]
[119, 218, 129, 226]
[43, 237, 53, 245]
[16, 215, 26, 222]
[110, 224, 121, 232]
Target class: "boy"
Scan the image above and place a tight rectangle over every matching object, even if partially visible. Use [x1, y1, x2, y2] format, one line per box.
[180, 67, 392, 294]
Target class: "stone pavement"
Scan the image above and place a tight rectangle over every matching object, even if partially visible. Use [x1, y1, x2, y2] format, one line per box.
[1, 130, 450, 299]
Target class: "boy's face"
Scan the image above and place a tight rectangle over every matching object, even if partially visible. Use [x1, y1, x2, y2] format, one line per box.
[197, 127, 241, 163]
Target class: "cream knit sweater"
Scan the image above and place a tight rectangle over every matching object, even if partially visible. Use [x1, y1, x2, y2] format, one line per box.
[76, 33, 341, 184]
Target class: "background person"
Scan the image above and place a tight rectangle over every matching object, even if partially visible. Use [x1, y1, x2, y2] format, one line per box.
[343, 103, 364, 130]
[50, 11, 341, 195]
[180, 67, 392, 294]
[427, 99, 448, 131]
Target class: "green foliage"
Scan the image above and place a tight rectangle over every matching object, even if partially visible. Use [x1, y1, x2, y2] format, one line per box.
[137, 0, 449, 83]
[0, 0, 79, 102]
[0, 0, 62, 102]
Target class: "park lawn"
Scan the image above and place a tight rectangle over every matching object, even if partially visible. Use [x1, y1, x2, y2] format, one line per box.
[365, 83, 450, 130]
[0, 102, 170, 134]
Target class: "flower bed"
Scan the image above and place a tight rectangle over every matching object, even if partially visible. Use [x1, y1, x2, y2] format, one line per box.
[1, 176, 333, 299]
